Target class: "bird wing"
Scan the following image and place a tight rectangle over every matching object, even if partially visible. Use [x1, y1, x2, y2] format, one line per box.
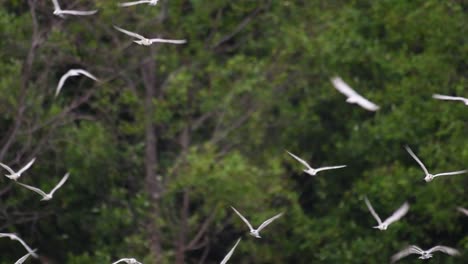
[432, 94, 466, 101]
[433, 170, 467, 178]
[286, 151, 312, 170]
[382, 202, 409, 226]
[56, 70, 75, 97]
[113, 26, 145, 40]
[16, 182, 48, 198]
[148, 38, 187, 44]
[220, 238, 241, 264]
[457, 207, 468, 216]
[427, 245, 460, 256]
[74, 69, 99, 81]
[353, 96, 380, 111]
[118, 0, 151, 7]
[51, 0, 61, 10]
[330, 77, 379, 111]
[364, 197, 382, 225]
[10, 234, 39, 258]
[231, 206, 254, 231]
[14, 250, 37, 264]
[257, 212, 283, 232]
[0, 162, 16, 175]
[17, 158, 36, 174]
[49, 172, 70, 196]
[111, 259, 126, 264]
[404, 146, 429, 175]
[57, 10, 98, 16]
[314, 165, 347, 173]
[391, 246, 423, 263]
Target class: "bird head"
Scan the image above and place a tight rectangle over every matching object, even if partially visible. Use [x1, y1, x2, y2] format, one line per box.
[250, 230, 261, 238]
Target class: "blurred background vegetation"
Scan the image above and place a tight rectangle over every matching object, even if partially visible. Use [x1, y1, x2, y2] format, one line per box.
[0, 0, 466, 263]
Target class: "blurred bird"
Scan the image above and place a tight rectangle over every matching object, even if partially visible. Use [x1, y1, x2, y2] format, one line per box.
[118, 0, 159, 7]
[220, 238, 241, 264]
[364, 197, 409, 230]
[0, 233, 38, 258]
[55, 69, 99, 97]
[52, 0, 97, 17]
[112, 258, 142, 264]
[457, 207, 468, 216]
[113, 26, 187, 46]
[0, 158, 35, 181]
[432, 94, 468, 105]
[14, 250, 37, 264]
[330, 76, 380, 111]
[391, 245, 460, 263]
[286, 151, 346, 176]
[16, 173, 70, 201]
[231, 206, 283, 238]
[405, 145, 467, 182]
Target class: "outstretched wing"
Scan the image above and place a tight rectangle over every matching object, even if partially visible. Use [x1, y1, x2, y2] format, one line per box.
[74, 69, 99, 81]
[0, 162, 16, 175]
[364, 197, 382, 225]
[149, 38, 187, 44]
[331, 77, 379, 111]
[14, 250, 37, 264]
[18, 158, 36, 174]
[427, 245, 460, 256]
[9, 234, 39, 258]
[391, 245, 423, 263]
[257, 212, 283, 232]
[382, 202, 409, 226]
[16, 182, 48, 198]
[457, 207, 468, 216]
[49, 172, 70, 196]
[57, 10, 98, 16]
[404, 146, 429, 175]
[314, 165, 347, 173]
[118, 0, 151, 7]
[51, 0, 61, 10]
[111, 259, 127, 264]
[231, 206, 253, 231]
[113, 25, 145, 40]
[56, 70, 75, 97]
[432, 94, 466, 102]
[286, 151, 312, 170]
[433, 170, 467, 178]
[220, 238, 241, 264]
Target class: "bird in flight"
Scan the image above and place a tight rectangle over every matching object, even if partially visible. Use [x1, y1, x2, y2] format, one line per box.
[52, 0, 97, 18]
[391, 245, 460, 263]
[113, 26, 187, 46]
[231, 206, 283, 238]
[432, 94, 468, 105]
[330, 76, 380, 111]
[364, 197, 409, 230]
[0, 158, 36, 181]
[16, 173, 70, 201]
[118, 0, 159, 7]
[55, 69, 99, 97]
[286, 151, 346, 176]
[405, 146, 467, 182]
[0, 233, 38, 258]
[220, 238, 241, 264]
[14, 250, 37, 264]
[112, 258, 142, 264]
[457, 207, 468, 216]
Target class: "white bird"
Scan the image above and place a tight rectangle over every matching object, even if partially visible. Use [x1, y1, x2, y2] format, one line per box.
[391, 245, 460, 263]
[220, 238, 241, 264]
[364, 197, 409, 230]
[0, 233, 38, 258]
[231, 206, 283, 238]
[118, 0, 159, 7]
[432, 94, 468, 105]
[52, 0, 98, 17]
[0, 158, 36, 181]
[286, 151, 346, 176]
[457, 207, 468, 216]
[112, 258, 142, 264]
[16, 172, 70, 201]
[14, 250, 37, 264]
[405, 146, 467, 182]
[330, 76, 380, 111]
[113, 26, 187, 46]
[55, 69, 99, 97]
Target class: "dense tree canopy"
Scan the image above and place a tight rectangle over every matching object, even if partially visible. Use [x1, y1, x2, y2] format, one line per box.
[0, 0, 466, 263]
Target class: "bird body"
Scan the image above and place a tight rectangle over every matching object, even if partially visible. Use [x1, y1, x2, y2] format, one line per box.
[113, 26, 187, 46]
[286, 151, 346, 176]
[0, 158, 35, 181]
[55, 69, 99, 97]
[405, 146, 467, 182]
[0, 233, 38, 258]
[231, 206, 282, 238]
[391, 245, 460, 263]
[364, 197, 409, 230]
[220, 238, 241, 264]
[433, 94, 468, 105]
[16, 173, 70, 201]
[330, 76, 380, 111]
[112, 258, 142, 264]
[52, 0, 97, 17]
